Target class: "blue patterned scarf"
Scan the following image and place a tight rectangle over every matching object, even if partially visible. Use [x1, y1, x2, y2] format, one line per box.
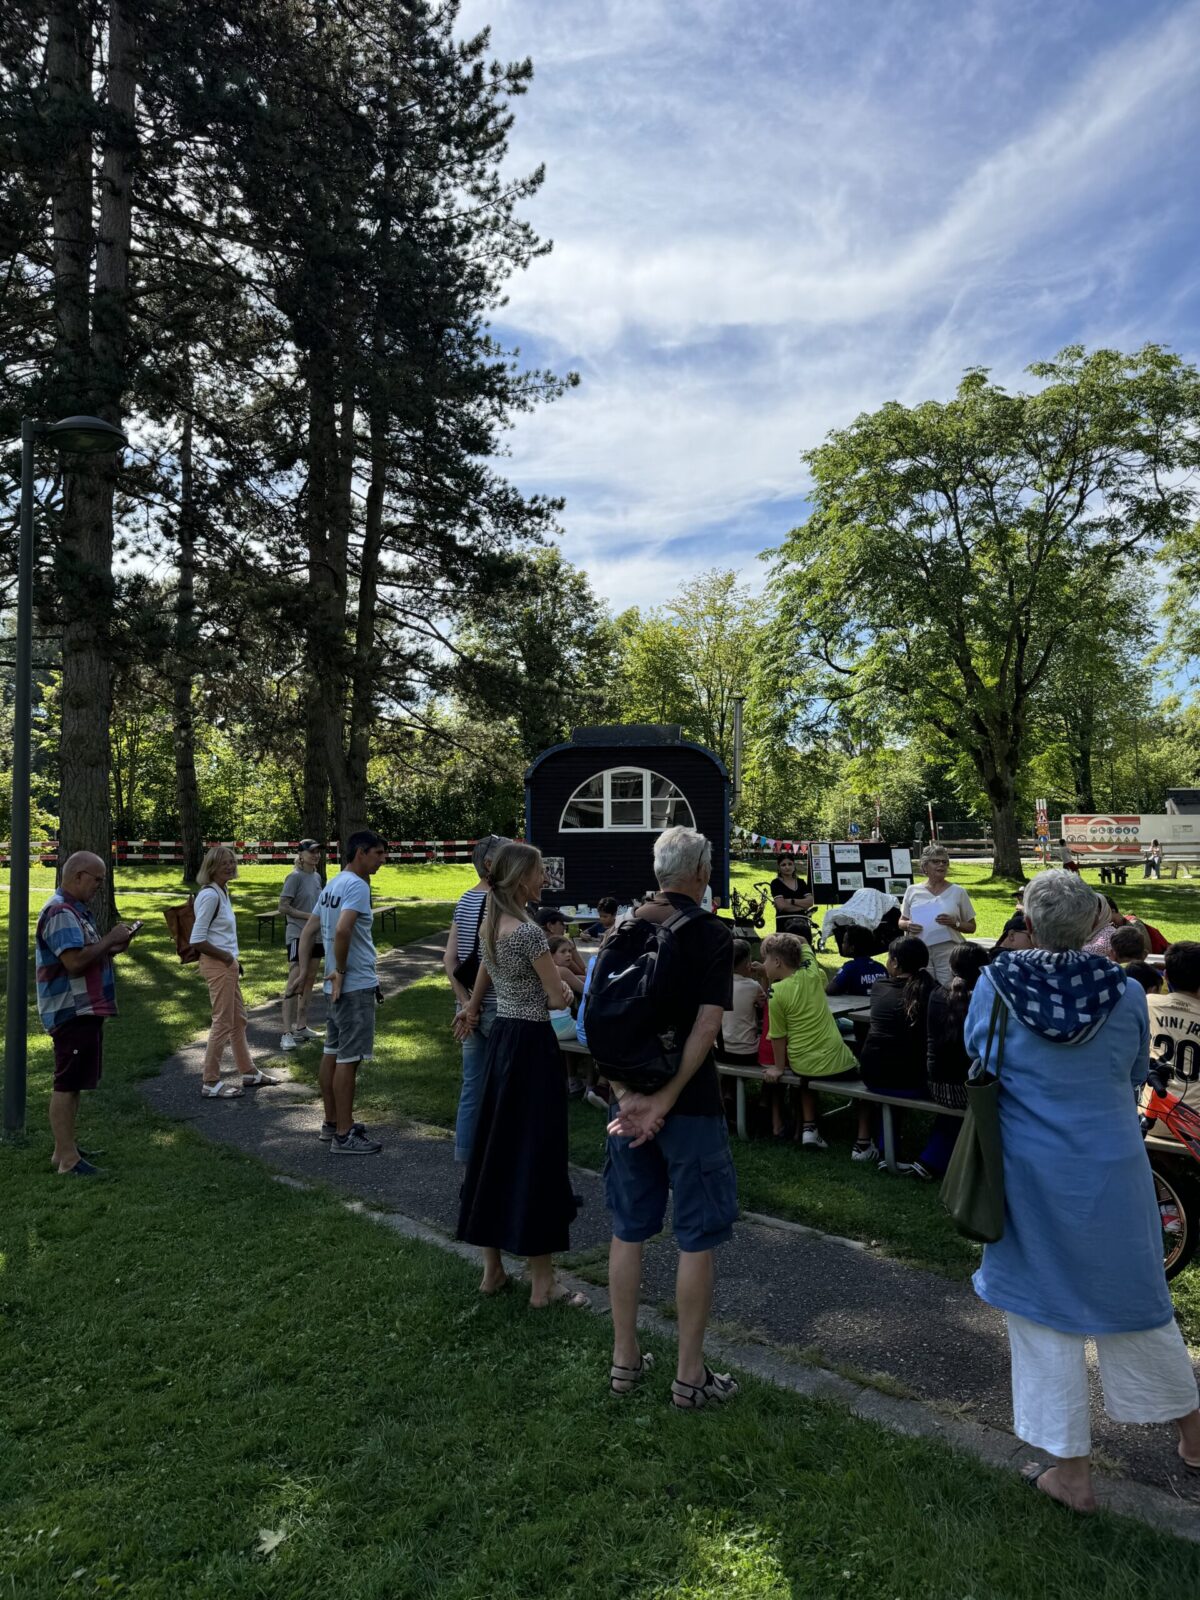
[985, 949, 1126, 1045]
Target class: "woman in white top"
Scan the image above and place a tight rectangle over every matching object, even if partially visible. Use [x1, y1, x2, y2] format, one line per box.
[191, 846, 274, 1097]
[899, 846, 977, 987]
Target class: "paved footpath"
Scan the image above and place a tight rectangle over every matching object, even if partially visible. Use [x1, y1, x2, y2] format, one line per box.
[140, 932, 1200, 1535]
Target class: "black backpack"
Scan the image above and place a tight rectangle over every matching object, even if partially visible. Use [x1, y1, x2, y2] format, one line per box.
[584, 903, 708, 1094]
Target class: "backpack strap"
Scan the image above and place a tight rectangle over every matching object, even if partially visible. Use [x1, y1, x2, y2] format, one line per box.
[659, 901, 710, 935]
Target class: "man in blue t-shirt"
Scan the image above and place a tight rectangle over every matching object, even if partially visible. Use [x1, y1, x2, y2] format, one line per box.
[298, 829, 388, 1154]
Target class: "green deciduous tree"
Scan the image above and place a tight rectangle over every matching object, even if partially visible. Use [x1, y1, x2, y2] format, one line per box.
[772, 345, 1200, 879]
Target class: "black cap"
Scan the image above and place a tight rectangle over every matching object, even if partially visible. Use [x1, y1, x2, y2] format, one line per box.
[536, 906, 567, 927]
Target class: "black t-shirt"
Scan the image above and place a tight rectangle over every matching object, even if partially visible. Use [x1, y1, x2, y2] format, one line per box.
[649, 892, 733, 1117]
[925, 986, 970, 1089]
[858, 974, 932, 1093]
[770, 876, 811, 922]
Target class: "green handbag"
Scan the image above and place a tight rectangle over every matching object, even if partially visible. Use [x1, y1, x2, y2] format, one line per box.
[941, 993, 1007, 1244]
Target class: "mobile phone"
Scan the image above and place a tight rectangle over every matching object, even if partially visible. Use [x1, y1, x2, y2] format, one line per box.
[127, 919, 144, 935]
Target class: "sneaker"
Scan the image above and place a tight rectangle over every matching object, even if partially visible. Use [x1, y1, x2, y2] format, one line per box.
[330, 1129, 383, 1155]
[294, 1026, 323, 1042]
[909, 1161, 936, 1182]
[280, 1033, 298, 1051]
[584, 1088, 609, 1112]
[318, 1120, 365, 1143]
[850, 1141, 877, 1162]
[801, 1126, 828, 1150]
[877, 1158, 914, 1175]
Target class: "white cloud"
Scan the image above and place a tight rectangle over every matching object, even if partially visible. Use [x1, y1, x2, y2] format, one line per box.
[458, 0, 1200, 606]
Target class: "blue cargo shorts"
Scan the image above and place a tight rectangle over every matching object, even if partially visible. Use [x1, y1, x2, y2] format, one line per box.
[604, 1111, 738, 1254]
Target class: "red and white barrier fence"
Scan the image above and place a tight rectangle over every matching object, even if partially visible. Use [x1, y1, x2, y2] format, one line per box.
[2, 838, 482, 866]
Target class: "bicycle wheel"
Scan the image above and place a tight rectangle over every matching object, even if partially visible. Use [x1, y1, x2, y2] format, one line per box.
[1150, 1157, 1199, 1281]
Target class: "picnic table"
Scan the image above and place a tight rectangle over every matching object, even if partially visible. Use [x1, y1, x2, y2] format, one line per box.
[253, 899, 402, 945]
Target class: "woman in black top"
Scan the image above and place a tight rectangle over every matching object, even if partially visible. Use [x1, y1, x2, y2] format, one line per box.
[770, 854, 814, 934]
[857, 935, 960, 1178]
[926, 942, 991, 1112]
[858, 936, 934, 1095]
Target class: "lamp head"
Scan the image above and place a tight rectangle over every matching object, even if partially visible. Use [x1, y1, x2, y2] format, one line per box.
[46, 416, 127, 454]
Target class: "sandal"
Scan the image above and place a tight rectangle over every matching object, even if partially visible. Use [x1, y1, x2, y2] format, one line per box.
[200, 1081, 243, 1098]
[610, 1351, 655, 1396]
[670, 1367, 740, 1410]
[530, 1284, 590, 1310]
[241, 1069, 279, 1088]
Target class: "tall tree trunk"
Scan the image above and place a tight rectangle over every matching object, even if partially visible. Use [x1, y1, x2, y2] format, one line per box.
[317, 358, 358, 848]
[173, 399, 204, 882]
[55, 1, 137, 926]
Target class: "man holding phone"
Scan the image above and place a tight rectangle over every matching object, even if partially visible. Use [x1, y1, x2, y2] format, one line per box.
[36, 850, 137, 1176]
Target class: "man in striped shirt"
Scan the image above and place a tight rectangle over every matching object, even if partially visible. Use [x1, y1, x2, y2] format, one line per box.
[36, 851, 136, 1176]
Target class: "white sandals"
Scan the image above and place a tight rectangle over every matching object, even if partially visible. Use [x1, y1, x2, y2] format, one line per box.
[200, 1080, 243, 1098]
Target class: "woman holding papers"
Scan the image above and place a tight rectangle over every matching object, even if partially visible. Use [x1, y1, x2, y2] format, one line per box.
[899, 846, 977, 985]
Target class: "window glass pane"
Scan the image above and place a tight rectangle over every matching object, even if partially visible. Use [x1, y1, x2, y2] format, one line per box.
[609, 770, 646, 801]
[574, 774, 604, 800]
[562, 799, 604, 829]
[610, 800, 645, 827]
[651, 796, 696, 830]
[648, 774, 676, 800]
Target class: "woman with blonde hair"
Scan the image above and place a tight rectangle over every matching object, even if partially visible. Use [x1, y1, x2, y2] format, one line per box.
[454, 841, 585, 1306]
[191, 846, 275, 1098]
[898, 845, 977, 986]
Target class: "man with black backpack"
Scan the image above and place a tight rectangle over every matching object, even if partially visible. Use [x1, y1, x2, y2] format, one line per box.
[591, 826, 740, 1409]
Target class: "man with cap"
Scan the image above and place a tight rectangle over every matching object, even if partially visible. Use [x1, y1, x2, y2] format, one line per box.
[279, 840, 325, 1049]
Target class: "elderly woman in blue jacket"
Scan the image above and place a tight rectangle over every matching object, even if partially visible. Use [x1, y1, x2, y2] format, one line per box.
[964, 869, 1199, 1513]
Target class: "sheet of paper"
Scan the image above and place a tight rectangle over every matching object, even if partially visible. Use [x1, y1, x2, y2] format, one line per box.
[811, 843, 833, 883]
[863, 858, 890, 879]
[909, 898, 955, 944]
[837, 871, 864, 891]
[891, 847, 912, 875]
[833, 843, 860, 864]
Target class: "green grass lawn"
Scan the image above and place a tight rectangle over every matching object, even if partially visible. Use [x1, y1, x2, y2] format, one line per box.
[5, 862, 1200, 1591]
[4, 988, 1200, 1597]
[8, 1108, 1200, 1598]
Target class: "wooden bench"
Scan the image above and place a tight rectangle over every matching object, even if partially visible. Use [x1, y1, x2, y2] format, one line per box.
[254, 908, 283, 945]
[715, 1061, 964, 1171]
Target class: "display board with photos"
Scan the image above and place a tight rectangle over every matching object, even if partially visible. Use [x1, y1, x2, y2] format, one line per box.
[804, 841, 914, 906]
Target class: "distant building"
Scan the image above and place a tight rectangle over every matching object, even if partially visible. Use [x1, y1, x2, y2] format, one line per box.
[525, 724, 730, 910]
[1166, 790, 1200, 815]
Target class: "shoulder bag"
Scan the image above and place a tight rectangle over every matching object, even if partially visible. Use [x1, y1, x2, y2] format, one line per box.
[162, 894, 199, 964]
[941, 991, 1007, 1243]
[452, 897, 487, 992]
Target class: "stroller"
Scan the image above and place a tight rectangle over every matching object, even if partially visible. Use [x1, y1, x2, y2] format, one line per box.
[819, 887, 902, 958]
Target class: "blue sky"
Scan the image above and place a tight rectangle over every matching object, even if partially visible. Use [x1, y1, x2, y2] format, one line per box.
[457, 0, 1200, 613]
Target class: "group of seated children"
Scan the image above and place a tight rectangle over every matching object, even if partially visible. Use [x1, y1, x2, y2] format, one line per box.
[716, 922, 1007, 1181]
[537, 903, 614, 1112]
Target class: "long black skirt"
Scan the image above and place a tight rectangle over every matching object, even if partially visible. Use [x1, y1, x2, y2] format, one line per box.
[455, 1016, 578, 1258]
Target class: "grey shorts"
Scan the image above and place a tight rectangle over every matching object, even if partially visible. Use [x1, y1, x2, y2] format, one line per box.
[325, 987, 376, 1064]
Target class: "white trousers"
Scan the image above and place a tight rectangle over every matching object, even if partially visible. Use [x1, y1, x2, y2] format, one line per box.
[1007, 1311, 1199, 1459]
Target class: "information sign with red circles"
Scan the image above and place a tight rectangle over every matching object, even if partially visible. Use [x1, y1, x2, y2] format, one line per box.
[1060, 815, 1144, 855]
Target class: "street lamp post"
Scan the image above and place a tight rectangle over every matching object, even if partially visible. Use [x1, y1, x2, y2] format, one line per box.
[4, 414, 127, 1140]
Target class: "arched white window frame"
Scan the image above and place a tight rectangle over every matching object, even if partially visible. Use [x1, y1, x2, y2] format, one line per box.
[559, 767, 696, 832]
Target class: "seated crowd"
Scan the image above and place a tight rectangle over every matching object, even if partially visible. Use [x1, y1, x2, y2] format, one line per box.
[457, 849, 1195, 1180]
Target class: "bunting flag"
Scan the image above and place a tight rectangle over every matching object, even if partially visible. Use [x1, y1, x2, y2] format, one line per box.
[731, 828, 809, 856]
